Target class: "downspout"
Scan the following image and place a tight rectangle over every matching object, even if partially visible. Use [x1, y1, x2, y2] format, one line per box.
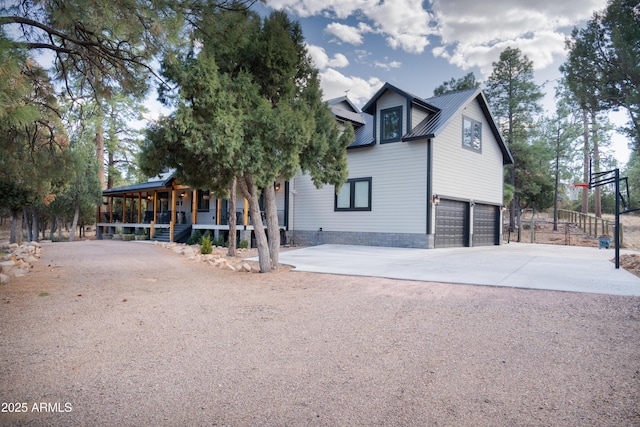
[426, 138, 434, 245]
[284, 181, 290, 229]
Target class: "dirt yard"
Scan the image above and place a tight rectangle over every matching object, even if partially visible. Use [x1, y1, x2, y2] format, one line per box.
[1, 236, 640, 425]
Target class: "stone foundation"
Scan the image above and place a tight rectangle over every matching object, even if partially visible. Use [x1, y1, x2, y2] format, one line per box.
[288, 230, 434, 249]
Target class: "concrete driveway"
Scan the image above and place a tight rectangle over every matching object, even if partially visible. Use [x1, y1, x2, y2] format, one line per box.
[275, 243, 640, 296]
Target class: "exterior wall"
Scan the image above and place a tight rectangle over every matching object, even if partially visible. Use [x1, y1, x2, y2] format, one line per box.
[411, 105, 430, 130]
[334, 100, 356, 111]
[194, 181, 287, 227]
[432, 98, 504, 205]
[291, 134, 429, 245]
[376, 91, 407, 141]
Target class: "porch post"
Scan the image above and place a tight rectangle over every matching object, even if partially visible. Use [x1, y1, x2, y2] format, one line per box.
[243, 198, 248, 226]
[216, 199, 221, 225]
[170, 188, 177, 242]
[137, 193, 142, 223]
[109, 197, 113, 223]
[122, 195, 127, 223]
[150, 191, 157, 239]
[192, 189, 198, 224]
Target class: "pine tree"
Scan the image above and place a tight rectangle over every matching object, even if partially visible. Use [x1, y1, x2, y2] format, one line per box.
[486, 47, 545, 234]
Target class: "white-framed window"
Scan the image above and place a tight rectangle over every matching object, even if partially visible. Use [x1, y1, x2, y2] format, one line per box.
[462, 116, 482, 152]
[335, 178, 372, 211]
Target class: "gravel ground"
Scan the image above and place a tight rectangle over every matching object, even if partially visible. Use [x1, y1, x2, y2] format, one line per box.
[1, 240, 639, 426]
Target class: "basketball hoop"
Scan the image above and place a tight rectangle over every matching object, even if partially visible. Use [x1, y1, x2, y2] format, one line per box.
[571, 183, 589, 189]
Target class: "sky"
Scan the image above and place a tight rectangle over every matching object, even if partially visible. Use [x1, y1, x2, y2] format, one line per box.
[245, 0, 631, 165]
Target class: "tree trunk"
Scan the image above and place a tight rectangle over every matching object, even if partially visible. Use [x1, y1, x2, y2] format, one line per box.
[31, 208, 38, 242]
[553, 128, 560, 232]
[23, 208, 32, 243]
[508, 166, 517, 233]
[264, 184, 280, 270]
[10, 208, 23, 244]
[238, 175, 271, 273]
[591, 110, 601, 218]
[227, 177, 237, 257]
[49, 215, 56, 241]
[69, 193, 80, 242]
[96, 122, 105, 228]
[581, 108, 590, 214]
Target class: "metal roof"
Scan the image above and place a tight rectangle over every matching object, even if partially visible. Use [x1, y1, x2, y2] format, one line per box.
[403, 88, 479, 141]
[103, 171, 175, 195]
[403, 88, 513, 165]
[349, 112, 375, 149]
[362, 82, 440, 115]
[331, 106, 366, 125]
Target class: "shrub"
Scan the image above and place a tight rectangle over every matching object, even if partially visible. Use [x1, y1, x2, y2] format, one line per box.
[200, 235, 213, 255]
[187, 230, 202, 245]
[239, 239, 249, 249]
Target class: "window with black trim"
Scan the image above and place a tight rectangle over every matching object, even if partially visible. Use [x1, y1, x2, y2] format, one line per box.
[335, 178, 372, 211]
[197, 190, 210, 211]
[462, 116, 482, 152]
[381, 106, 402, 143]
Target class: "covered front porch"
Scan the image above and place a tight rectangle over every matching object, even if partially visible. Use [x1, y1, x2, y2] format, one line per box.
[97, 172, 289, 244]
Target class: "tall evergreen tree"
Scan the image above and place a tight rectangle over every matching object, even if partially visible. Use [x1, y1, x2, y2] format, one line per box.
[486, 47, 545, 234]
[140, 10, 353, 272]
[433, 72, 479, 96]
[0, 56, 71, 243]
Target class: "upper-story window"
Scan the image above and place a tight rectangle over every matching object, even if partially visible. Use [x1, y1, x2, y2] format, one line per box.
[462, 116, 482, 152]
[381, 106, 402, 143]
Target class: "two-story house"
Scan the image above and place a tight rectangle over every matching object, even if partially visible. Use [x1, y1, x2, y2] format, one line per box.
[287, 83, 513, 248]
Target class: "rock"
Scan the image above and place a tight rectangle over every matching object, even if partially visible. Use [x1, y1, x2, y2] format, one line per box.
[23, 255, 37, 264]
[0, 260, 16, 269]
[213, 258, 228, 267]
[9, 243, 19, 250]
[12, 269, 30, 277]
[240, 263, 252, 272]
[222, 263, 236, 271]
[0, 273, 9, 284]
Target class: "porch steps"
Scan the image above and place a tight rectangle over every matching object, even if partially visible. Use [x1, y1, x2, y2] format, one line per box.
[152, 224, 192, 243]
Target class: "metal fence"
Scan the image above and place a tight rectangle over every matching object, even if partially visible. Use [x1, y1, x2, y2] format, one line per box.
[503, 209, 621, 247]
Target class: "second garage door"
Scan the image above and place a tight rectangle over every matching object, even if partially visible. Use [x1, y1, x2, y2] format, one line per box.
[473, 204, 499, 246]
[435, 199, 468, 248]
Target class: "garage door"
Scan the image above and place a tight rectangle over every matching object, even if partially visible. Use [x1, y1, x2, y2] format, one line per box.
[435, 199, 468, 248]
[473, 204, 499, 246]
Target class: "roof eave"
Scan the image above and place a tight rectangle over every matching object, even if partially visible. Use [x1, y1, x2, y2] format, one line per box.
[402, 133, 435, 142]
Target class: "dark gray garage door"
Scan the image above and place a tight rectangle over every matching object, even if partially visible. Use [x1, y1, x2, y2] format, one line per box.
[435, 199, 468, 248]
[473, 204, 499, 246]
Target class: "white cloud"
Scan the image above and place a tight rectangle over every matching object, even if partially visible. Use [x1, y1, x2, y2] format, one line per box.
[374, 60, 402, 70]
[268, 0, 435, 54]
[306, 44, 349, 69]
[324, 22, 370, 45]
[430, 0, 608, 74]
[318, 68, 383, 107]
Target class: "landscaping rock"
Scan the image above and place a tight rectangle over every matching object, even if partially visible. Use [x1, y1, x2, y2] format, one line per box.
[0, 273, 9, 284]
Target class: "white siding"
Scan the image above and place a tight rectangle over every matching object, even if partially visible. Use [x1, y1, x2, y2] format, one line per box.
[293, 140, 428, 234]
[411, 105, 429, 130]
[376, 91, 406, 142]
[432, 98, 504, 204]
[333, 100, 355, 111]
